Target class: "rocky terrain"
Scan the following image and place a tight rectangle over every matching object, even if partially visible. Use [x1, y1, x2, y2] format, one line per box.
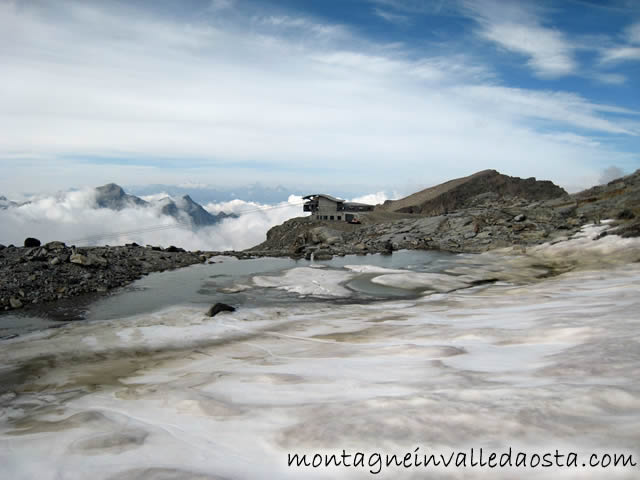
[0, 240, 255, 312]
[379, 169, 567, 215]
[250, 169, 640, 259]
[2, 169, 638, 312]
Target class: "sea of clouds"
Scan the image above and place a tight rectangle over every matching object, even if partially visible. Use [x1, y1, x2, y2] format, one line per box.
[0, 190, 391, 251]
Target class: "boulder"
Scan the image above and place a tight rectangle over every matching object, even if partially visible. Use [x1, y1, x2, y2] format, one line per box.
[28, 247, 49, 261]
[44, 241, 66, 250]
[24, 237, 41, 248]
[513, 214, 527, 222]
[618, 209, 635, 220]
[165, 246, 185, 253]
[206, 303, 236, 317]
[70, 253, 90, 265]
[9, 297, 23, 309]
[69, 252, 108, 267]
[309, 227, 343, 245]
[325, 236, 342, 245]
[87, 253, 108, 267]
[313, 249, 333, 260]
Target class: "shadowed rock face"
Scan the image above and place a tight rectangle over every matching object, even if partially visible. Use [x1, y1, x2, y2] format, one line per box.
[381, 170, 568, 215]
[95, 183, 148, 210]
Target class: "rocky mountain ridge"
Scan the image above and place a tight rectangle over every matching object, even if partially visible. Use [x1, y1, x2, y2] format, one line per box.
[94, 183, 234, 226]
[379, 169, 567, 215]
[0, 196, 21, 210]
[1, 183, 235, 228]
[250, 169, 640, 259]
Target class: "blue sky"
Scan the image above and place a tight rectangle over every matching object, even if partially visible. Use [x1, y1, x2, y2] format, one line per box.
[1, 0, 639, 196]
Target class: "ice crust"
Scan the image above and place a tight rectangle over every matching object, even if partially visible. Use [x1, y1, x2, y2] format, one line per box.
[2, 226, 640, 479]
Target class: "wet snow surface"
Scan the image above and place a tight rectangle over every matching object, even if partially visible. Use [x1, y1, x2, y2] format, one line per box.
[1, 224, 640, 479]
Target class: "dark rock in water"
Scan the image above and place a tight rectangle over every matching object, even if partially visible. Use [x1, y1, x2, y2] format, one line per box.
[313, 249, 333, 260]
[24, 237, 41, 248]
[126, 242, 140, 247]
[165, 245, 185, 253]
[206, 303, 236, 317]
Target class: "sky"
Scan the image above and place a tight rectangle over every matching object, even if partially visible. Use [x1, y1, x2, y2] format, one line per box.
[1, 0, 639, 197]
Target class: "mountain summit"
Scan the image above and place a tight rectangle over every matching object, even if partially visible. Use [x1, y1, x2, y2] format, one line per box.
[158, 194, 235, 227]
[94, 184, 234, 227]
[380, 170, 567, 215]
[95, 183, 148, 210]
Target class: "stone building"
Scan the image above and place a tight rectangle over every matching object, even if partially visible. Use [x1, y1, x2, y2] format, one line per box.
[303, 194, 374, 222]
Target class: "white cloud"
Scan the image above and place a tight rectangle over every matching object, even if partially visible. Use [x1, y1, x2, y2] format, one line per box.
[591, 72, 627, 85]
[599, 165, 625, 184]
[0, 192, 306, 251]
[482, 23, 576, 77]
[350, 191, 395, 205]
[453, 86, 639, 135]
[209, 0, 234, 12]
[542, 132, 600, 149]
[462, 0, 577, 78]
[627, 21, 640, 44]
[374, 8, 410, 25]
[600, 46, 640, 64]
[139, 192, 171, 202]
[0, 1, 636, 197]
[259, 15, 347, 38]
[370, 0, 450, 15]
[598, 21, 640, 64]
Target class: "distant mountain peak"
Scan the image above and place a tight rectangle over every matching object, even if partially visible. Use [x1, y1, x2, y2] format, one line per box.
[97, 182, 124, 193]
[0, 195, 18, 210]
[94, 183, 148, 210]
